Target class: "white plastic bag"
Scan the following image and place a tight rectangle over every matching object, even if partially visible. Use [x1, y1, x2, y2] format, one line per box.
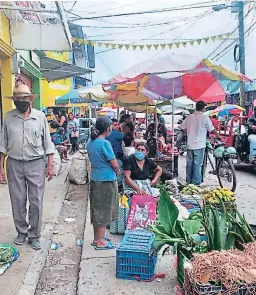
[53, 148, 62, 176]
[69, 155, 87, 185]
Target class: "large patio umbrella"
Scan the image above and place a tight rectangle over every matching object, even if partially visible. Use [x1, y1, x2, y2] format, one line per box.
[210, 104, 245, 117]
[105, 55, 252, 104]
[56, 89, 100, 105]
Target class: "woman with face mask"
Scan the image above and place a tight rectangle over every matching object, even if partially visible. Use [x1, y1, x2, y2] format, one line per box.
[123, 143, 162, 197]
[87, 116, 120, 250]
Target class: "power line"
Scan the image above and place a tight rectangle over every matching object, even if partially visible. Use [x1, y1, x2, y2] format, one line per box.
[214, 19, 256, 61]
[69, 3, 218, 21]
[94, 10, 212, 55]
[207, 2, 255, 59]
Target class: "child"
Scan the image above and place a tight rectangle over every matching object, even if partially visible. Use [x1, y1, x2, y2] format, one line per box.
[123, 134, 135, 157]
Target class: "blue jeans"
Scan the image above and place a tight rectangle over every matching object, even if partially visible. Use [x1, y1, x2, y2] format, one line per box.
[186, 148, 205, 185]
[248, 134, 256, 161]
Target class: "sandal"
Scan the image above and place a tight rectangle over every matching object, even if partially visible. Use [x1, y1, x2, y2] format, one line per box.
[91, 236, 111, 247]
[95, 241, 116, 250]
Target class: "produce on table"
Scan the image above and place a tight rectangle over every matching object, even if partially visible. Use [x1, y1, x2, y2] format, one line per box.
[149, 186, 204, 255]
[188, 243, 256, 289]
[181, 184, 203, 195]
[203, 187, 235, 204]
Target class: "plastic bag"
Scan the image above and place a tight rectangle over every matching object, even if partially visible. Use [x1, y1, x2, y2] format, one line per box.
[69, 155, 87, 185]
[53, 148, 61, 176]
[214, 146, 224, 158]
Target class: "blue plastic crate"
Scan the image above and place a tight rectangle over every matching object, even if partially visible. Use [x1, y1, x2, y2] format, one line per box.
[116, 229, 157, 281]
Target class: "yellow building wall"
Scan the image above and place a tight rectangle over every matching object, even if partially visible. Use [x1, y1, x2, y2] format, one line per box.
[0, 12, 15, 116]
[41, 51, 72, 107]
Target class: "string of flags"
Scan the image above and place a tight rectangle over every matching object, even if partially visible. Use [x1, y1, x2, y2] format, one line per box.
[71, 32, 232, 50]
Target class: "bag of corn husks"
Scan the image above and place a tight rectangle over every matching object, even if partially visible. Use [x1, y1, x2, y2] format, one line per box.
[69, 155, 87, 185]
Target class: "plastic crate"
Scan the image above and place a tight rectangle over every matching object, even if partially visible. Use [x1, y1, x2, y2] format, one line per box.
[177, 246, 191, 285]
[116, 229, 157, 281]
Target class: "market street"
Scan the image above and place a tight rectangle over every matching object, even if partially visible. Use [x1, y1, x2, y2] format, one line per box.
[0, 156, 255, 295]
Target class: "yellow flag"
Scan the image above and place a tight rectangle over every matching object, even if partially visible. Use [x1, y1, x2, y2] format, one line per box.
[167, 43, 173, 49]
[146, 44, 152, 50]
[225, 33, 231, 38]
[153, 44, 159, 50]
[90, 41, 95, 46]
[196, 39, 202, 45]
[111, 44, 116, 49]
[78, 39, 83, 45]
[118, 44, 123, 49]
[139, 45, 144, 50]
[211, 36, 217, 42]
[71, 37, 76, 43]
[160, 44, 166, 49]
[218, 34, 223, 39]
[132, 45, 137, 50]
[189, 40, 195, 46]
[182, 42, 187, 47]
[105, 43, 110, 48]
[204, 38, 209, 44]
[125, 44, 130, 50]
[98, 42, 103, 47]
[175, 42, 180, 48]
[84, 40, 89, 45]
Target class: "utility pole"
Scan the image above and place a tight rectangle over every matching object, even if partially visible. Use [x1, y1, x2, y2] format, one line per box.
[236, 1, 246, 107]
[213, 1, 246, 107]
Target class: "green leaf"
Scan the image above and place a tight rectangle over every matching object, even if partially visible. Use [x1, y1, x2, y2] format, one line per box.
[158, 186, 179, 235]
[218, 198, 228, 250]
[150, 240, 166, 256]
[182, 220, 202, 235]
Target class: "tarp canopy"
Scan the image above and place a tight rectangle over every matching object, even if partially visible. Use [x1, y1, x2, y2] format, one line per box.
[40, 57, 93, 81]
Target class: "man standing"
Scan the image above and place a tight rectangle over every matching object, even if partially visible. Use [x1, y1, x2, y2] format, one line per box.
[107, 119, 124, 161]
[180, 101, 219, 186]
[0, 84, 54, 250]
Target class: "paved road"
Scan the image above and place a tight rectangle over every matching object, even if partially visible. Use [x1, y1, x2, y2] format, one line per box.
[178, 155, 256, 224]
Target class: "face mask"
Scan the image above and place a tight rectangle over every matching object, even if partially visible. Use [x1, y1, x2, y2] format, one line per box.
[14, 101, 30, 113]
[135, 151, 146, 161]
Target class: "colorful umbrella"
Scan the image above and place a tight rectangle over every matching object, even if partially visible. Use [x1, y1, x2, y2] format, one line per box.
[105, 55, 252, 104]
[211, 104, 245, 117]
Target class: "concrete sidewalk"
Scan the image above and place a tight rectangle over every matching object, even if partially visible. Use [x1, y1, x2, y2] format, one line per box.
[77, 203, 177, 295]
[0, 164, 70, 295]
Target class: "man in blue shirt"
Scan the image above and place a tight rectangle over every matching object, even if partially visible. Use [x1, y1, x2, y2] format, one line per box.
[107, 119, 124, 161]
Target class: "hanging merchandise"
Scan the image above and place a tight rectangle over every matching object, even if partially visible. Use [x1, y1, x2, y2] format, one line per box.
[71, 32, 232, 51]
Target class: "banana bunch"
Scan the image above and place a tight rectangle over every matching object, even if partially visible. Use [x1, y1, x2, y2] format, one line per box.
[202, 187, 235, 204]
[181, 184, 202, 195]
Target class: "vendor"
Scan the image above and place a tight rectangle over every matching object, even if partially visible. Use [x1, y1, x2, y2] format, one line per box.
[123, 143, 162, 197]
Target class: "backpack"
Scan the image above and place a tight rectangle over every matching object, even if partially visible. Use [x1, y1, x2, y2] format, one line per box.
[51, 133, 63, 145]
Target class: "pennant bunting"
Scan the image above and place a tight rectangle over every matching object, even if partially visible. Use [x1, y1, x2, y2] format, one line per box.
[70, 31, 232, 50]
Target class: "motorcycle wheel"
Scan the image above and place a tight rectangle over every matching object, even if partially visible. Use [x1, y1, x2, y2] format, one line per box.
[216, 158, 237, 192]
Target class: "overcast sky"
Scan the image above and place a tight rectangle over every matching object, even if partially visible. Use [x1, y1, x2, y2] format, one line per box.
[64, 0, 256, 83]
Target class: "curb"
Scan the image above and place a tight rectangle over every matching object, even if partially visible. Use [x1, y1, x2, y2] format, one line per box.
[17, 166, 70, 295]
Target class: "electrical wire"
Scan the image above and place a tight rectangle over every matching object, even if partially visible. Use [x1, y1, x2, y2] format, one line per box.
[69, 3, 220, 21]
[246, 4, 256, 46]
[214, 19, 256, 61]
[207, 2, 256, 59]
[94, 10, 213, 55]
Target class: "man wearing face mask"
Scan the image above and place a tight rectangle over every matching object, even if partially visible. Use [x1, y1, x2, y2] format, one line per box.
[0, 84, 54, 250]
